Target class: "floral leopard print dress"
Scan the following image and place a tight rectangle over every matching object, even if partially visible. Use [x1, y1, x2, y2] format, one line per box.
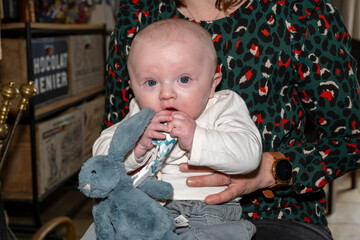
[102, 0, 360, 226]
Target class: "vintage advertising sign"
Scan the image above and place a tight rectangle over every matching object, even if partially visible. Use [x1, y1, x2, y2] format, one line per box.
[32, 37, 69, 106]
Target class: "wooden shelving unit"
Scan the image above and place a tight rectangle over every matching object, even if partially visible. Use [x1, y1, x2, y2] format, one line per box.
[0, 23, 106, 232]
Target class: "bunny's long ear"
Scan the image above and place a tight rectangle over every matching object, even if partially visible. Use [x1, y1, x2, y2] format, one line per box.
[108, 108, 155, 160]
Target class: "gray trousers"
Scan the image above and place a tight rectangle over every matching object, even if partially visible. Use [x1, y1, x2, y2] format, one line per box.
[165, 200, 255, 240]
[81, 200, 255, 240]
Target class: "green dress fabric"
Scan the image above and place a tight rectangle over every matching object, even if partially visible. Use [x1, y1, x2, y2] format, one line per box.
[102, 0, 360, 226]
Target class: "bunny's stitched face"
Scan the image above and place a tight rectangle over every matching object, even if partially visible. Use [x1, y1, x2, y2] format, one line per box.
[78, 155, 121, 198]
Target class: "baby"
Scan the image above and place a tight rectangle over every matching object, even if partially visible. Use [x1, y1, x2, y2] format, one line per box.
[93, 19, 262, 239]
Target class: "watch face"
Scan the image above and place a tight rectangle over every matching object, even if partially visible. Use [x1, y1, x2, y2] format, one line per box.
[276, 160, 292, 182]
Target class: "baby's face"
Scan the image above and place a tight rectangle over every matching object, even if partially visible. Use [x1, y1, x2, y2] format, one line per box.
[128, 36, 220, 120]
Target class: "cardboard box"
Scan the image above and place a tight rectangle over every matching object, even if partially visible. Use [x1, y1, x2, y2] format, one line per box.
[0, 37, 70, 110]
[37, 108, 84, 194]
[1, 108, 84, 200]
[79, 95, 104, 159]
[68, 34, 104, 96]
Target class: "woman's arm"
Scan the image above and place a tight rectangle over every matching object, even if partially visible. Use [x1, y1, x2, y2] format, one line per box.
[278, 0, 360, 195]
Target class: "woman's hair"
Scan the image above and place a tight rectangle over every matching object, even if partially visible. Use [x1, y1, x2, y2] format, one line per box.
[173, 0, 244, 11]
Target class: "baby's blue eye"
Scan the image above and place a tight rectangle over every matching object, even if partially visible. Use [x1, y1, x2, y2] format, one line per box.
[146, 80, 157, 87]
[179, 76, 190, 84]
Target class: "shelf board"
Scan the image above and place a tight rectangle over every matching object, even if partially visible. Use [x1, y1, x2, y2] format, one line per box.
[1, 22, 105, 30]
[34, 86, 105, 120]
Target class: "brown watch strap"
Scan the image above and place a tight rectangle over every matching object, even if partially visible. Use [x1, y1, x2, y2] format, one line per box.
[262, 152, 287, 199]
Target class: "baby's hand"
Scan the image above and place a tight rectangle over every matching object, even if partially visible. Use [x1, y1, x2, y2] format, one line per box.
[134, 110, 173, 158]
[168, 111, 196, 152]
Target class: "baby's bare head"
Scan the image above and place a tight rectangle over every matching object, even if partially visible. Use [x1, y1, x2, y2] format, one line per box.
[128, 18, 217, 73]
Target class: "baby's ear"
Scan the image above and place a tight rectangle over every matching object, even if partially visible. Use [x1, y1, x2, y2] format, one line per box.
[209, 72, 222, 98]
[128, 80, 132, 89]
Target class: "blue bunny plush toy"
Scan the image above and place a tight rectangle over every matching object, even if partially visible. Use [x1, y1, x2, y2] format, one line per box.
[78, 108, 180, 240]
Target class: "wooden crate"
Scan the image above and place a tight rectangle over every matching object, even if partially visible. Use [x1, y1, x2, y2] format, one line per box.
[1, 108, 84, 200]
[0, 39, 28, 116]
[68, 34, 104, 96]
[0, 124, 32, 200]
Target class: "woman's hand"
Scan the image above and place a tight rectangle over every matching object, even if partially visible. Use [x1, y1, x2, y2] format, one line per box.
[180, 152, 276, 204]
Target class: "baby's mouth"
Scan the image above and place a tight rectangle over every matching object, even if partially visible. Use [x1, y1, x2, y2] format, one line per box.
[165, 107, 177, 112]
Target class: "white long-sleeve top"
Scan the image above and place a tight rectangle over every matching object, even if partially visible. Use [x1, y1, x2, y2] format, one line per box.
[93, 90, 262, 200]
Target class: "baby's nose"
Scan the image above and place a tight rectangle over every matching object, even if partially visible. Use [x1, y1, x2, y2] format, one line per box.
[160, 85, 176, 100]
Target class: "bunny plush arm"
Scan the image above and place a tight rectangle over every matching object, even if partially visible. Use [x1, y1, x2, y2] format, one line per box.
[138, 177, 174, 200]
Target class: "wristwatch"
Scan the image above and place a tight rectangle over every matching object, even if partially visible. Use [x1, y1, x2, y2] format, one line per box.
[262, 152, 292, 198]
